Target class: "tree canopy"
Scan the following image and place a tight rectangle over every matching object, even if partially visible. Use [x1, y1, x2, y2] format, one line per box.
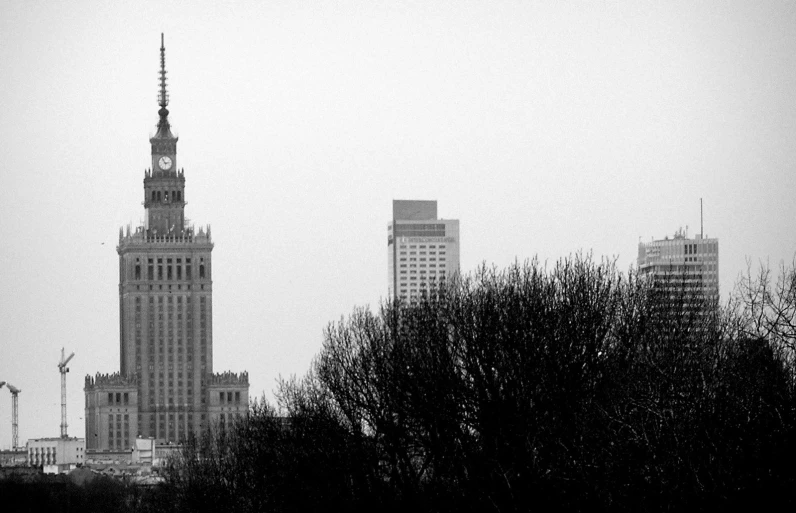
[164, 255, 796, 512]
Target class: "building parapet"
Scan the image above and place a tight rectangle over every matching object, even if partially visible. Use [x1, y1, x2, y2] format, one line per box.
[208, 371, 249, 386]
[85, 372, 138, 389]
[117, 224, 212, 247]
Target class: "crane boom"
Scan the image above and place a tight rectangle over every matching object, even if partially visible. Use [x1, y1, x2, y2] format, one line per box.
[59, 352, 75, 369]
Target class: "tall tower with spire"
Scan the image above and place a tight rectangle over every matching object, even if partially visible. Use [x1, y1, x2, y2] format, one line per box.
[84, 35, 249, 453]
[146, 34, 184, 236]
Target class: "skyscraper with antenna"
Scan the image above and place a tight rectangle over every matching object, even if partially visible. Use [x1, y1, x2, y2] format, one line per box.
[84, 35, 249, 453]
[637, 201, 720, 312]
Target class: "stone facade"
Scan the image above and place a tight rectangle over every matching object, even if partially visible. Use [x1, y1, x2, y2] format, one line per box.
[84, 373, 138, 451]
[85, 35, 248, 451]
[207, 372, 250, 429]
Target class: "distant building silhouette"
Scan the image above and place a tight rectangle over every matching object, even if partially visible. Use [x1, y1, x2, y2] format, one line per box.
[637, 227, 719, 314]
[388, 200, 460, 301]
[84, 35, 248, 453]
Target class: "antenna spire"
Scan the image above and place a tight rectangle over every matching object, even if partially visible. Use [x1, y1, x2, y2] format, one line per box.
[158, 33, 169, 108]
[153, 33, 175, 140]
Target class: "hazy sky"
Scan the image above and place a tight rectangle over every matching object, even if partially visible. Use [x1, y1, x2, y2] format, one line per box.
[1, 0, 795, 446]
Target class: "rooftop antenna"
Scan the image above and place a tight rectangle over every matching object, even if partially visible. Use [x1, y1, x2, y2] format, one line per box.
[700, 198, 704, 238]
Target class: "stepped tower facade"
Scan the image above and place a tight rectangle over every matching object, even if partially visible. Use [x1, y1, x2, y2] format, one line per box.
[85, 35, 248, 452]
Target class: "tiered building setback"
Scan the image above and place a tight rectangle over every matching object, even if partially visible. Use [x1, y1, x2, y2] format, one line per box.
[388, 200, 460, 300]
[85, 35, 248, 452]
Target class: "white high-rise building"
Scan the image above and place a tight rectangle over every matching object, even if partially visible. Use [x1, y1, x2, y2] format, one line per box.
[388, 200, 460, 301]
[637, 227, 719, 309]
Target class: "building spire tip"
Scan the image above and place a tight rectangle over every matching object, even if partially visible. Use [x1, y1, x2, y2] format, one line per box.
[158, 34, 169, 109]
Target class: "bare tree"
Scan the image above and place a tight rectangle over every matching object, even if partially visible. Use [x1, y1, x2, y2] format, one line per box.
[734, 257, 796, 358]
[160, 255, 796, 512]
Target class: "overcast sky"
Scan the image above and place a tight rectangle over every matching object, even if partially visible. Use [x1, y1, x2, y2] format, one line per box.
[1, 0, 795, 446]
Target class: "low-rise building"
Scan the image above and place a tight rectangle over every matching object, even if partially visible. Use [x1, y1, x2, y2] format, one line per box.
[132, 437, 155, 465]
[27, 437, 85, 474]
[0, 448, 27, 467]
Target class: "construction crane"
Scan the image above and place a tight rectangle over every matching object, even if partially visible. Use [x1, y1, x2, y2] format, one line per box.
[58, 348, 75, 438]
[1, 381, 21, 450]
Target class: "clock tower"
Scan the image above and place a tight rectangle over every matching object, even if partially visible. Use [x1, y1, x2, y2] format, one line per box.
[145, 34, 184, 236]
[84, 35, 249, 452]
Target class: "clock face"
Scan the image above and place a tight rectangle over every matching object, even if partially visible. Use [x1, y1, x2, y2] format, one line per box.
[158, 156, 173, 170]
